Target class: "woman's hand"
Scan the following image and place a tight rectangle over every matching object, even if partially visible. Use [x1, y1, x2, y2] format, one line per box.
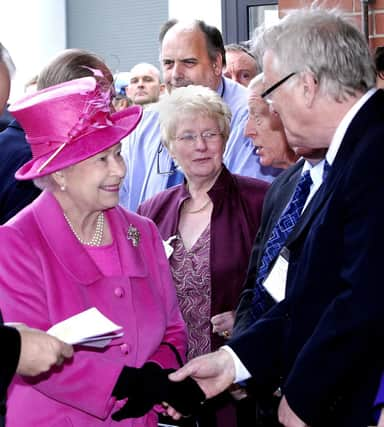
[211, 310, 235, 339]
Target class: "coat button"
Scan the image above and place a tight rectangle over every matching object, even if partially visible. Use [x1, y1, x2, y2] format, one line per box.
[120, 343, 129, 354]
[114, 287, 125, 297]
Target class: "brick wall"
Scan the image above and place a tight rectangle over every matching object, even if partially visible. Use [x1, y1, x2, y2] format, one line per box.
[278, 0, 384, 49]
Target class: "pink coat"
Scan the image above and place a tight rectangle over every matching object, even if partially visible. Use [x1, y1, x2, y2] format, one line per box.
[0, 192, 187, 427]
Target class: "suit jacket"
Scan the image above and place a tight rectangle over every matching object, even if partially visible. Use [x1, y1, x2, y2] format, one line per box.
[0, 191, 187, 427]
[234, 160, 305, 335]
[138, 166, 269, 351]
[0, 321, 20, 427]
[0, 120, 41, 224]
[228, 90, 384, 427]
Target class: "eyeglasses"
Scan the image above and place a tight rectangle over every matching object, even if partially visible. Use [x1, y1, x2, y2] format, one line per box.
[261, 72, 296, 104]
[175, 130, 222, 144]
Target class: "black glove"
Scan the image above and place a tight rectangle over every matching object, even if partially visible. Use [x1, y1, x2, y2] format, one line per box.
[111, 362, 205, 421]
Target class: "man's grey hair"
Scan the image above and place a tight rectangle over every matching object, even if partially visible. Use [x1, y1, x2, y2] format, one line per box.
[248, 72, 264, 91]
[0, 43, 16, 78]
[250, 25, 268, 72]
[259, 8, 376, 101]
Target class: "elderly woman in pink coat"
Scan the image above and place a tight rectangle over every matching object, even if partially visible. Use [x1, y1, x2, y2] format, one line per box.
[0, 77, 204, 426]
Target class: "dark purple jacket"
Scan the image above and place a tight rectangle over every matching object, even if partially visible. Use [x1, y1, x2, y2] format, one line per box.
[138, 166, 269, 350]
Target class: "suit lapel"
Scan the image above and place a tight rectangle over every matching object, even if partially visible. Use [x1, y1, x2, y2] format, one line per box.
[264, 161, 304, 243]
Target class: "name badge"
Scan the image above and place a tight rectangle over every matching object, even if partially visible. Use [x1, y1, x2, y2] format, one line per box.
[263, 247, 289, 302]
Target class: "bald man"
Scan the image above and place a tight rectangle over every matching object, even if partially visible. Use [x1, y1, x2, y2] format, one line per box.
[125, 62, 165, 106]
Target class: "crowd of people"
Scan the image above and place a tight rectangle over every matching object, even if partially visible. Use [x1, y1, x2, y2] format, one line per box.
[0, 6, 384, 427]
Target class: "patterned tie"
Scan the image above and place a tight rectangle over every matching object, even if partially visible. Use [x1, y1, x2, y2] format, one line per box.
[166, 160, 184, 188]
[251, 170, 313, 318]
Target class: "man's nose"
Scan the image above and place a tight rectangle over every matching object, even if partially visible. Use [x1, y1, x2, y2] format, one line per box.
[244, 119, 257, 138]
[171, 62, 183, 80]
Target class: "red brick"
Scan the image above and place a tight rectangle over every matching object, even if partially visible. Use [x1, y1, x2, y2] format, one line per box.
[371, 0, 384, 8]
[370, 36, 384, 49]
[375, 12, 384, 34]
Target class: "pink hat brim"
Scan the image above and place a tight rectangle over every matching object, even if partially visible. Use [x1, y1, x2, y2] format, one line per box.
[15, 105, 142, 180]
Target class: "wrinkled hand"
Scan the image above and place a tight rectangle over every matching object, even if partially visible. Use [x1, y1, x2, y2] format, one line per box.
[112, 363, 205, 421]
[211, 311, 235, 339]
[378, 408, 384, 427]
[169, 349, 235, 400]
[16, 325, 73, 376]
[278, 396, 308, 427]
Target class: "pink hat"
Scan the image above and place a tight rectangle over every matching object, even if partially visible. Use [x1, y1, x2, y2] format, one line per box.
[9, 76, 142, 180]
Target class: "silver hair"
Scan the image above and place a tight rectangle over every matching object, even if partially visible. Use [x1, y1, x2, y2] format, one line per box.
[154, 85, 232, 148]
[248, 72, 264, 90]
[0, 43, 16, 78]
[250, 24, 267, 72]
[261, 8, 376, 101]
[33, 175, 59, 192]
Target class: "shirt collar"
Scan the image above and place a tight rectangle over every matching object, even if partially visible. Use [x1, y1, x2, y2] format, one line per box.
[216, 77, 225, 98]
[302, 158, 325, 182]
[326, 88, 377, 166]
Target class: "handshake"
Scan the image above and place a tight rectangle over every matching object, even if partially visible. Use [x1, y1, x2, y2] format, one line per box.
[112, 362, 206, 421]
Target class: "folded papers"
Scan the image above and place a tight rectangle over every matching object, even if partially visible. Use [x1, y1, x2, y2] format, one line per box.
[47, 307, 123, 348]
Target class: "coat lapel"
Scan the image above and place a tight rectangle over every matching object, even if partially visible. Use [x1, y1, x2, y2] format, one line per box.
[32, 193, 148, 285]
[107, 206, 148, 278]
[269, 161, 304, 228]
[33, 192, 103, 284]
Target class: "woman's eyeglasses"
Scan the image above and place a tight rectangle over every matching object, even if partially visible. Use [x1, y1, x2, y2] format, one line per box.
[175, 130, 222, 144]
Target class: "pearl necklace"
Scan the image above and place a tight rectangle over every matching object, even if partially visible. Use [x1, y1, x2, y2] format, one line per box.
[64, 212, 104, 246]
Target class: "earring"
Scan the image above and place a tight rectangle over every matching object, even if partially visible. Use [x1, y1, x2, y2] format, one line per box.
[60, 184, 66, 191]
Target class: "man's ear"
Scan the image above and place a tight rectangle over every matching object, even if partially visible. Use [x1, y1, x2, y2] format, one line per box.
[302, 71, 318, 108]
[159, 83, 166, 95]
[213, 54, 223, 76]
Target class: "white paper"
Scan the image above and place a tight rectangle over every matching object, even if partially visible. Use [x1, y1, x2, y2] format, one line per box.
[263, 254, 288, 302]
[47, 307, 123, 347]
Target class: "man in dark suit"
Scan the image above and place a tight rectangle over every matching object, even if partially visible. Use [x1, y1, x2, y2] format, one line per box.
[0, 119, 41, 224]
[166, 8, 384, 427]
[233, 74, 326, 337]
[0, 321, 74, 427]
[0, 43, 40, 224]
[232, 73, 327, 427]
